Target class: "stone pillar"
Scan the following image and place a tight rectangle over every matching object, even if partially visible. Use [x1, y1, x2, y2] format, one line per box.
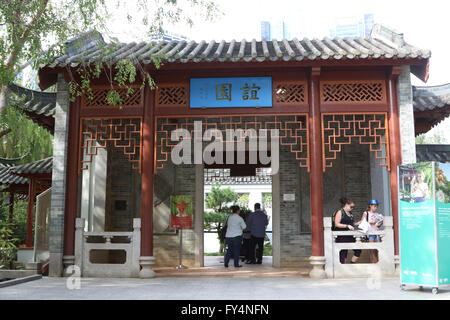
[49, 74, 70, 277]
[397, 66, 416, 164]
[272, 164, 281, 267]
[194, 164, 204, 267]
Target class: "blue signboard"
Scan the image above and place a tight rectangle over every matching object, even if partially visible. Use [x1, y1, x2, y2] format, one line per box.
[190, 77, 272, 108]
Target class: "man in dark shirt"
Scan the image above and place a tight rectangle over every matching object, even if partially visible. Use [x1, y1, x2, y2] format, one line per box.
[245, 203, 268, 264]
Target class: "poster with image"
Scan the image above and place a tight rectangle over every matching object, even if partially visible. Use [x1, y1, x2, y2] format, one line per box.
[170, 195, 193, 229]
[399, 162, 437, 286]
[436, 162, 450, 285]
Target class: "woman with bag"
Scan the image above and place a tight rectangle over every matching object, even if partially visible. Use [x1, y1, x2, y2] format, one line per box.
[332, 197, 362, 264]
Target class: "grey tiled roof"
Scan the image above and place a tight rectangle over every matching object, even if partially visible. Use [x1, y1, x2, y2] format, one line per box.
[416, 144, 450, 163]
[0, 166, 28, 185]
[0, 157, 53, 186]
[11, 157, 53, 175]
[413, 83, 450, 112]
[45, 25, 430, 69]
[8, 83, 56, 118]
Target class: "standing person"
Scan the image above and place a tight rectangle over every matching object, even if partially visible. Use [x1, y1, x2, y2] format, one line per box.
[362, 199, 384, 263]
[241, 212, 252, 263]
[245, 203, 268, 264]
[224, 205, 246, 268]
[332, 197, 362, 264]
[412, 171, 429, 203]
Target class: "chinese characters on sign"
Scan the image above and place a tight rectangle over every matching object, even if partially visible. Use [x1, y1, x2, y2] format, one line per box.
[215, 83, 232, 101]
[190, 77, 272, 108]
[240, 83, 261, 100]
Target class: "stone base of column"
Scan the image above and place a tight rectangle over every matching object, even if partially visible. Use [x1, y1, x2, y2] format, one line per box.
[394, 255, 400, 276]
[309, 256, 326, 279]
[139, 256, 156, 278]
[62, 255, 75, 277]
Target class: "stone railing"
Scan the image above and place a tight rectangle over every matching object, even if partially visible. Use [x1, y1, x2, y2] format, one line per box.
[75, 218, 141, 277]
[323, 216, 395, 278]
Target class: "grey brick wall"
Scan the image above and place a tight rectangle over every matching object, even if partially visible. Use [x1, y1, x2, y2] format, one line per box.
[105, 147, 141, 231]
[153, 164, 197, 267]
[397, 65, 417, 164]
[279, 145, 312, 266]
[49, 74, 70, 277]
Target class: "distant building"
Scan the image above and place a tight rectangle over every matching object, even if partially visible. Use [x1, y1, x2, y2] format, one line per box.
[329, 13, 374, 38]
[261, 21, 271, 41]
[261, 20, 291, 40]
[150, 30, 189, 42]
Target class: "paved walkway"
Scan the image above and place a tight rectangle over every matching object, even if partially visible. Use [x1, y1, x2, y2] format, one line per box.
[1, 275, 449, 300]
[1, 257, 449, 300]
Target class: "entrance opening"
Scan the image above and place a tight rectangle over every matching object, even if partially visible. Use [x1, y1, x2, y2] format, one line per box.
[203, 166, 273, 267]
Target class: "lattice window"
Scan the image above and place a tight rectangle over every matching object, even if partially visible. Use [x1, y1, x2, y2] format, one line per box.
[321, 81, 386, 104]
[79, 118, 143, 173]
[156, 115, 309, 171]
[322, 113, 390, 172]
[156, 85, 188, 107]
[83, 87, 143, 108]
[275, 82, 307, 104]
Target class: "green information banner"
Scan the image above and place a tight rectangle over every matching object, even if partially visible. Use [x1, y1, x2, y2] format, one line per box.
[436, 162, 450, 285]
[399, 162, 450, 288]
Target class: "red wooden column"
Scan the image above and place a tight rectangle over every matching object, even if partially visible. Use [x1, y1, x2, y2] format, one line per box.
[139, 83, 156, 278]
[63, 96, 80, 266]
[387, 66, 402, 256]
[308, 67, 326, 278]
[26, 179, 36, 248]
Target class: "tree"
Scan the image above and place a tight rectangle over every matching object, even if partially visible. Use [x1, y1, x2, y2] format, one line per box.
[204, 183, 237, 253]
[415, 128, 449, 144]
[0, 0, 220, 113]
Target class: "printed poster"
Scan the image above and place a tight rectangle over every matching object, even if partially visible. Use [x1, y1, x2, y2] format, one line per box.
[170, 195, 193, 229]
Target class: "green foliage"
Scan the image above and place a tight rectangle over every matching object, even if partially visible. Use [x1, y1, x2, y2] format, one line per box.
[0, 218, 18, 268]
[1, 0, 221, 111]
[416, 129, 449, 144]
[0, 105, 52, 161]
[236, 193, 249, 207]
[205, 183, 237, 214]
[204, 183, 238, 253]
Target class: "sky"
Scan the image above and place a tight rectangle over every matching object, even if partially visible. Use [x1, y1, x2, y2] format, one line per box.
[107, 0, 450, 140]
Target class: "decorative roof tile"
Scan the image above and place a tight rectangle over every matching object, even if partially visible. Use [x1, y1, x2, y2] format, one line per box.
[43, 25, 431, 71]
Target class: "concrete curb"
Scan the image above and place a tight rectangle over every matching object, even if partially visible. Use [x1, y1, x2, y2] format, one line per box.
[0, 275, 42, 288]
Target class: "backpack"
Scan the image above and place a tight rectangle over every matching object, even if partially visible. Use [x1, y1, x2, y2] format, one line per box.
[220, 215, 231, 241]
[331, 209, 343, 231]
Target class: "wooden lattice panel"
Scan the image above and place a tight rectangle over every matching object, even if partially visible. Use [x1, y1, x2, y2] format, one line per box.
[320, 81, 386, 104]
[83, 87, 143, 108]
[321, 113, 390, 172]
[79, 118, 143, 173]
[274, 82, 307, 104]
[156, 115, 309, 171]
[156, 84, 188, 107]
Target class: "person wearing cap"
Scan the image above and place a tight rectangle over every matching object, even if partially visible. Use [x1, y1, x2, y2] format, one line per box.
[360, 199, 384, 263]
